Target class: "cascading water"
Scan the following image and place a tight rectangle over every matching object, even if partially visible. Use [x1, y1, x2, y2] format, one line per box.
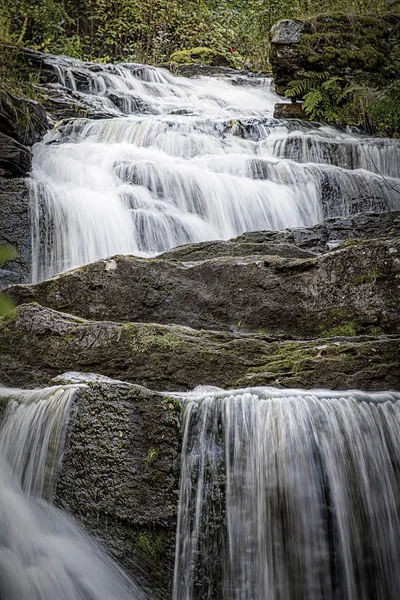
[0, 385, 147, 600]
[0, 385, 78, 499]
[173, 387, 400, 600]
[29, 55, 400, 281]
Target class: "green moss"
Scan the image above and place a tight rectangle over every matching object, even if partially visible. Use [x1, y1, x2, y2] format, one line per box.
[334, 239, 368, 250]
[352, 268, 379, 286]
[135, 531, 165, 563]
[320, 322, 357, 337]
[170, 46, 235, 67]
[146, 447, 159, 465]
[124, 323, 184, 354]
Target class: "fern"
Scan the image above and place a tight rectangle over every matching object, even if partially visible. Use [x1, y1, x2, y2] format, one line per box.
[302, 89, 324, 115]
[285, 71, 330, 98]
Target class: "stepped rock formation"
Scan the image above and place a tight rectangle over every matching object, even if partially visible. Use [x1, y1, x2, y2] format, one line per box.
[1, 303, 399, 391]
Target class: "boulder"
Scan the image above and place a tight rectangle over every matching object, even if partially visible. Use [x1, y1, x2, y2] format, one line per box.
[0, 90, 48, 147]
[170, 47, 233, 68]
[0, 303, 398, 391]
[53, 374, 181, 598]
[6, 238, 400, 337]
[270, 20, 309, 45]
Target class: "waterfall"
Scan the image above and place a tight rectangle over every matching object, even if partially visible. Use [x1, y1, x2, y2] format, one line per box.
[28, 55, 400, 281]
[0, 384, 147, 600]
[173, 387, 400, 600]
[0, 385, 78, 499]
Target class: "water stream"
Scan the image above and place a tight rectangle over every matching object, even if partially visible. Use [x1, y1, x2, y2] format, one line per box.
[173, 387, 400, 600]
[28, 55, 400, 281]
[0, 385, 147, 600]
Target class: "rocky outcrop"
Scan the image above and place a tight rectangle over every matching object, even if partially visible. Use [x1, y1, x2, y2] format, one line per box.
[1, 303, 399, 391]
[170, 47, 234, 68]
[236, 211, 400, 252]
[269, 13, 400, 96]
[0, 177, 31, 287]
[53, 374, 181, 598]
[6, 237, 400, 338]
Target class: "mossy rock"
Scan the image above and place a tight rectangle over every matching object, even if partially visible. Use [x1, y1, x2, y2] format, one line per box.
[270, 12, 400, 92]
[1, 303, 399, 391]
[170, 47, 234, 68]
[53, 376, 181, 596]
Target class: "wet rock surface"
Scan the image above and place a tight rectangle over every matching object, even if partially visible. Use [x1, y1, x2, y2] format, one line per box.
[1, 303, 399, 391]
[54, 375, 180, 598]
[273, 102, 309, 120]
[0, 89, 48, 147]
[0, 177, 31, 287]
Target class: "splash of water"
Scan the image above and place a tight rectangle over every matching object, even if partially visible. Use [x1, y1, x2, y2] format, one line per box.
[28, 55, 400, 281]
[173, 387, 400, 600]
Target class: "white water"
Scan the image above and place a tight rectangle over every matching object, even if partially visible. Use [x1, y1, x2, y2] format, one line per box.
[173, 387, 400, 600]
[0, 385, 78, 499]
[29, 55, 400, 281]
[0, 385, 147, 600]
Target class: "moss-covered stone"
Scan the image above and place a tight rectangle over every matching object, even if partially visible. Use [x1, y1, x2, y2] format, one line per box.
[170, 46, 235, 68]
[54, 376, 181, 596]
[1, 303, 399, 391]
[6, 238, 400, 338]
[269, 12, 400, 95]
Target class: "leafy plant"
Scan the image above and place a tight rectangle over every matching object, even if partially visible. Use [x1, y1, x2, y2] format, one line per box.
[286, 70, 400, 136]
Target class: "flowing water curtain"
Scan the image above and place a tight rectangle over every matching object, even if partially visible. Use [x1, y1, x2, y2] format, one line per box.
[28, 56, 400, 281]
[0, 385, 81, 499]
[173, 388, 400, 600]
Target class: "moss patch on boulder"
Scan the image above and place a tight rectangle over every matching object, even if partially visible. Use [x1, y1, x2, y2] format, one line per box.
[170, 46, 236, 68]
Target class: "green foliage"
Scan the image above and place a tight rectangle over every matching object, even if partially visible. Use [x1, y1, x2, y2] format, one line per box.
[0, 0, 68, 49]
[1, 0, 399, 94]
[286, 71, 400, 136]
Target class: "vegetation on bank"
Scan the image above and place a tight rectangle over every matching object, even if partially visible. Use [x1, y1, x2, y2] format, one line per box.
[0, 0, 399, 135]
[0, 0, 394, 67]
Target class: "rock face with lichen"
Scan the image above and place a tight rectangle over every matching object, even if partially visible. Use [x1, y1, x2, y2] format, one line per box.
[0, 178, 31, 287]
[0, 88, 48, 286]
[0, 302, 399, 392]
[53, 375, 180, 599]
[269, 13, 400, 96]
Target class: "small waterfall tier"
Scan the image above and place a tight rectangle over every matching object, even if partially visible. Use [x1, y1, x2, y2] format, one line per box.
[28, 54, 400, 281]
[0, 385, 78, 499]
[0, 384, 147, 600]
[173, 387, 400, 600]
